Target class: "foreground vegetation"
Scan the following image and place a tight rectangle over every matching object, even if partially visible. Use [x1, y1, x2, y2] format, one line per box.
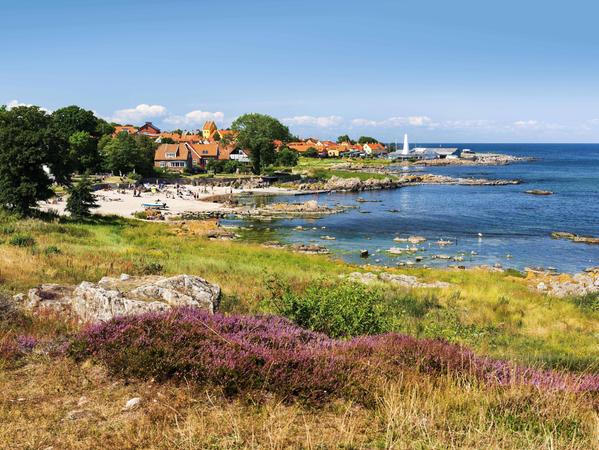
[0, 212, 598, 448]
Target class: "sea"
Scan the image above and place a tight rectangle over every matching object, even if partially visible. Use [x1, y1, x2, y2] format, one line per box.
[225, 144, 599, 273]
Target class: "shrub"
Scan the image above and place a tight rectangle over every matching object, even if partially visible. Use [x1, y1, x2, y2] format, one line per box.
[127, 171, 143, 182]
[140, 261, 164, 275]
[303, 147, 319, 158]
[132, 210, 149, 220]
[571, 293, 599, 312]
[275, 147, 299, 167]
[1, 225, 15, 235]
[269, 281, 389, 338]
[66, 174, 98, 220]
[0, 334, 38, 362]
[68, 309, 599, 405]
[43, 245, 61, 255]
[9, 234, 35, 247]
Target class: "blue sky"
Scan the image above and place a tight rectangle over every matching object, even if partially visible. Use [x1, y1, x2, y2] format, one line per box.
[1, 0, 599, 142]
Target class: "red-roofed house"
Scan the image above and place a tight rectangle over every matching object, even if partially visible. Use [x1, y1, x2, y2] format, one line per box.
[138, 122, 161, 137]
[363, 142, 387, 155]
[287, 142, 317, 153]
[113, 125, 138, 136]
[154, 143, 192, 171]
[189, 143, 220, 168]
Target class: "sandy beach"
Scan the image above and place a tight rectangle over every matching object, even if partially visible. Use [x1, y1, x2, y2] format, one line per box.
[41, 184, 298, 218]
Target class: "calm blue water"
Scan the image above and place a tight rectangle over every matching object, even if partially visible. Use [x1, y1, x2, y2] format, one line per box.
[228, 144, 599, 273]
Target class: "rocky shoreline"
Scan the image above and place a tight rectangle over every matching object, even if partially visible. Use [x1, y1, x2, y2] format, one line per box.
[527, 267, 599, 297]
[551, 232, 599, 245]
[291, 173, 520, 194]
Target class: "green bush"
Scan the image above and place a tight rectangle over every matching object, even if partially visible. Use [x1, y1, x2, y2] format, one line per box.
[268, 281, 389, 338]
[9, 234, 35, 247]
[1, 225, 15, 235]
[139, 261, 164, 275]
[275, 147, 299, 167]
[571, 293, 599, 312]
[43, 245, 61, 255]
[127, 171, 143, 182]
[304, 147, 319, 158]
[207, 159, 246, 174]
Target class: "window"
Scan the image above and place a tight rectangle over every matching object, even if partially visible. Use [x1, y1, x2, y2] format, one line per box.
[166, 152, 177, 158]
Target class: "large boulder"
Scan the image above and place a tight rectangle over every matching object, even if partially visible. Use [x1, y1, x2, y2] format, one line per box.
[18, 274, 220, 323]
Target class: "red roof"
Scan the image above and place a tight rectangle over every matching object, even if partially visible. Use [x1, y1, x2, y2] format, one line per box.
[154, 143, 191, 161]
[189, 143, 220, 162]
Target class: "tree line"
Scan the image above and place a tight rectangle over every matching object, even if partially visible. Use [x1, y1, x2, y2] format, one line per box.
[0, 105, 304, 216]
[0, 104, 159, 216]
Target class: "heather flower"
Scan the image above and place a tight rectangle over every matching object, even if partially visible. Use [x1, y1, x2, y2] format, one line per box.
[68, 308, 599, 403]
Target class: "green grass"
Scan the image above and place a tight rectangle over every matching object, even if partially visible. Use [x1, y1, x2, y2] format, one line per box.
[0, 213, 597, 372]
[0, 212, 597, 449]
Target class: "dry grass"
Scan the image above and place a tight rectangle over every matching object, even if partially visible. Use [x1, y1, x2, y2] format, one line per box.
[0, 214, 598, 448]
[0, 356, 596, 449]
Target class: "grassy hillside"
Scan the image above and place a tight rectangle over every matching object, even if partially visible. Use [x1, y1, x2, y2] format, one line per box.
[0, 212, 598, 448]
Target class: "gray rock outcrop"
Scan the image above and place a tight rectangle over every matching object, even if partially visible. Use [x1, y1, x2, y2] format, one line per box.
[18, 274, 220, 323]
[345, 271, 452, 289]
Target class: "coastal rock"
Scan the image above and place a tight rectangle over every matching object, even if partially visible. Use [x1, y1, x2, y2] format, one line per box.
[525, 189, 554, 196]
[346, 272, 451, 289]
[551, 231, 599, 245]
[239, 200, 345, 218]
[528, 270, 599, 297]
[19, 274, 220, 323]
[206, 229, 238, 240]
[289, 243, 330, 254]
[324, 176, 400, 192]
[406, 174, 521, 186]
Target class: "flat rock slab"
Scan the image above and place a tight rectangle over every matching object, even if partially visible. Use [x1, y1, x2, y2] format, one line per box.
[345, 272, 452, 289]
[18, 274, 220, 323]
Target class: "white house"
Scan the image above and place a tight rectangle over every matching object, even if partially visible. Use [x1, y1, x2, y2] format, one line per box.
[229, 148, 250, 163]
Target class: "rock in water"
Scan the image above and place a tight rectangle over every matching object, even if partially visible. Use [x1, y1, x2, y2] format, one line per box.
[19, 274, 220, 323]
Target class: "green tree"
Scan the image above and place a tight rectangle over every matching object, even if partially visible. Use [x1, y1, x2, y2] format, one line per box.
[133, 134, 158, 176]
[103, 133, 140, 175]
[69, 131, 100, 173]
[66, 174, 98, 219]
[275, 147, 299, 166]
[231, 113, 292, 173]
[160, 137, 176, 144]
[95, 118, 115, 137]
[358, 136, 378, 144]
[337, 134, 353, 144]
[0, 106, 59, 215]
[51, 105, 102, 175]
[304, 147, 319, 158]
[101, 133, 156, 177]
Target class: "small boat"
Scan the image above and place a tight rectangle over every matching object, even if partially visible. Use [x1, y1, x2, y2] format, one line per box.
[142, 202, 167, 209]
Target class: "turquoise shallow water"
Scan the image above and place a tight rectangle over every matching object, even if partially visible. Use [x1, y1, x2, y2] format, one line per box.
[226, 144, 599, 273]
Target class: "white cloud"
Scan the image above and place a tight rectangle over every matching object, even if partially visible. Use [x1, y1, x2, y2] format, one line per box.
[110, 104, 167, 124]
[164, 110, 225, 127]
[441, 119, 496, 129]
[282, 115, 344, 128]
[513, 120, 539, 129]
[351, 116, 434, 128]
[351, 118, 378, 127]
[6, 99, 50, 112]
